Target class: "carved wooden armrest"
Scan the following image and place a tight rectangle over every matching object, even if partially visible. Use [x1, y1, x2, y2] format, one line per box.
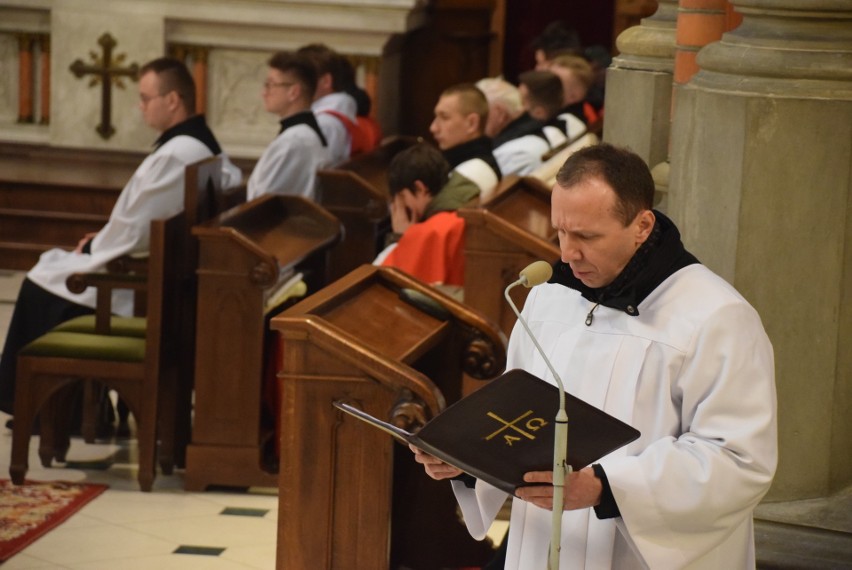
[105, 251, 150, 274]
[66, 271, 147, 334]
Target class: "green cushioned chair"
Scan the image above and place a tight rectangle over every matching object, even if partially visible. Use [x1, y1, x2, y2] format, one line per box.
[10, 214, 185, 492]
[10, 157, 223, 493]
[21, 331, 146, 362]
[52, 315, 147, 338]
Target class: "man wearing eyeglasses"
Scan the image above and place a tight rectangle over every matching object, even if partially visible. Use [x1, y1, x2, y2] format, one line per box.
[0, 57, 241, 419]
[246, 51, 331, 202]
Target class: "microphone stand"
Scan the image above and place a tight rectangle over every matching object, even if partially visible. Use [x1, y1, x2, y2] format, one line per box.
[505, 278, 570, 570]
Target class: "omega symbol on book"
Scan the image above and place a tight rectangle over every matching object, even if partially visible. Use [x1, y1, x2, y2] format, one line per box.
[484, 410, 548, 446]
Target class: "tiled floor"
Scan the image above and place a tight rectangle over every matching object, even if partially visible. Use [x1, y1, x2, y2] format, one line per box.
[0, 270, 280, 569]
[0, 408, 280, 569]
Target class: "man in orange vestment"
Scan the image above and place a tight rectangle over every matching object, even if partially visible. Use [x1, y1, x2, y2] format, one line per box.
[375, 143, 468, 291]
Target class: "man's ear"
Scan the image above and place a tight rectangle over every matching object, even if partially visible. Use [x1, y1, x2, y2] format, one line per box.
[289, 83, 303, 103]
[635, 209, 656, 244]
[464, 112, 480, 135]
[164, 90, 181, 112]
[413, 179, 432, 198]
[318, 72, 333, 95]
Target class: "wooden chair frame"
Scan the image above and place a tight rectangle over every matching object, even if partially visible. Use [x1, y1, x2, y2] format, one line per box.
[10, 213, 184, 491]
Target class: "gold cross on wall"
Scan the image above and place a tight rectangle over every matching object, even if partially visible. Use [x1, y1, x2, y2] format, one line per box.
[69, 33, 139, 140]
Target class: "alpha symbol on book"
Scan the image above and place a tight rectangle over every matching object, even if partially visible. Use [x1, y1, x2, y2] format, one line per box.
[484, 410, 548, 446]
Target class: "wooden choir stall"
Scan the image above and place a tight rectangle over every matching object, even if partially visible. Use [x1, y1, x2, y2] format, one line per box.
[459, 176, 560, 337]
[271, 265, 506, 570]
[184, 195, 341, 491]
[316, 136, 418, 282]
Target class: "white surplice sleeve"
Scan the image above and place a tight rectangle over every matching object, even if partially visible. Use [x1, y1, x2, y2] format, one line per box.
[604, 299, 777, 568]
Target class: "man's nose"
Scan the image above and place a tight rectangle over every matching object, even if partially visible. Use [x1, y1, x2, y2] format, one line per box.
[560, 238, 581, 262]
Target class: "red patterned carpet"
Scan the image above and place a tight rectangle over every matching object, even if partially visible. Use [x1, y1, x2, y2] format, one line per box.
[0, 479, 108, 561]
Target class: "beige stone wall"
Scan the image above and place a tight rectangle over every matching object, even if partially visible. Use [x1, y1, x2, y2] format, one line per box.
[0, 0, 424, 157]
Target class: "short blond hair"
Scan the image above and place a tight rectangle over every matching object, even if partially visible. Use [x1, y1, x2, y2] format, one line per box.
[550, 54, 594, 90]
[441, 83, 489, 135]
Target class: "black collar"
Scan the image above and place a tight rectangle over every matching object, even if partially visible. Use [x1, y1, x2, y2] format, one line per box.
[549, 210, 700, 317]
[442, 136, 502, 181]
[279, 110, 327, 147]
[558, 101, 588, 125]
[493, 113, 546, 148]
[154, 115, 221, 155]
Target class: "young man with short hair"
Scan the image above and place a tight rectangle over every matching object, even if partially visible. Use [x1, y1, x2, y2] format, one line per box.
[519, 69, 585, 148]
[374, 143, 465, 291]
[296, 43, 359, 166]
[0, 57, 241, 415]
[247, 51, 331, 201]
[430, 83, 502, 202]
[548, 54, 600, 126]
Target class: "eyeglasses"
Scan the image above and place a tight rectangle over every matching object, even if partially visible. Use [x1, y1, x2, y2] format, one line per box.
[263, 81, 296, 90]
[139, 92, 165, 105]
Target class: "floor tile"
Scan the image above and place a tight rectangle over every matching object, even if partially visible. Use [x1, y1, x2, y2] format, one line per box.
[15, 523, 177, 565]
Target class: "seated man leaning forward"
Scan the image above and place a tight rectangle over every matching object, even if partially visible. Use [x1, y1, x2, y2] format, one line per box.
[430, 83, 502, 203]
[411, 143, 777, 569]
[476, 75, 550, 176]
[519, 69, 585, 149]
[374, 143, 465, 292]
[0, 57, 242, 415]
[247, 51, 331, 201]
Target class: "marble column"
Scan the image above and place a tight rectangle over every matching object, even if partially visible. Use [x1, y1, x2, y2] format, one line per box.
[603, 0, 677, 168]
[668, 0, 852, 501]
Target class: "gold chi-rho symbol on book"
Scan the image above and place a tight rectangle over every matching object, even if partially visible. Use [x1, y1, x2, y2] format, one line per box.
[484, 410, 548, 446]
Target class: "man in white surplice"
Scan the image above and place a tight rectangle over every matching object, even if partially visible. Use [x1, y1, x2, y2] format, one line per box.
[245, 51, 331, 201]
[411, 143, 777, 569]
[297, 43, 358, 167]
[0, 57, 241, 415]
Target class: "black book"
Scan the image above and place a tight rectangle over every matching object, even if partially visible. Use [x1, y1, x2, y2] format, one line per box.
[334, 368, 640, 494]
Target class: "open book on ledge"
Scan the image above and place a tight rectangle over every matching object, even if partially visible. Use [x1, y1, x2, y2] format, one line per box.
[334, 368, 640, 495]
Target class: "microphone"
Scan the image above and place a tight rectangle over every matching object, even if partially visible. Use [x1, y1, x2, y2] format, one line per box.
[518, 260, 553, 288]
[504, 261, 569, 570]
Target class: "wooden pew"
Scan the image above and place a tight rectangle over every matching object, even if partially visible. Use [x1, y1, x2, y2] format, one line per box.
[531, 131, 599, 187]
[271, 265, 506, 570]
[316, 136, 419, 281]
[184, 194, 341, 491]
[459, 176, 560, 338]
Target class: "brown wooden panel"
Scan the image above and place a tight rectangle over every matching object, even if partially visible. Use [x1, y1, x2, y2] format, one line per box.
[317, 137, 417, 281]
[278, 371, 395, 570]
[272, 265, 506, 570]
[186, 194, 341, 491]
[461, 177, 560, 337]
[0, 210, 107, 244]
[0, 182, 119, 214]
[0, 144, 136, 269]
[399, 0, 499, 138]
[315, 282, 449, 363]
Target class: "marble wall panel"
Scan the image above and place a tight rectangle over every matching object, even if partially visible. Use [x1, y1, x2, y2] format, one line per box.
[0, 34, 17, 125]
[49, 8, 164, 151]
[207, 49, 276, 158]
